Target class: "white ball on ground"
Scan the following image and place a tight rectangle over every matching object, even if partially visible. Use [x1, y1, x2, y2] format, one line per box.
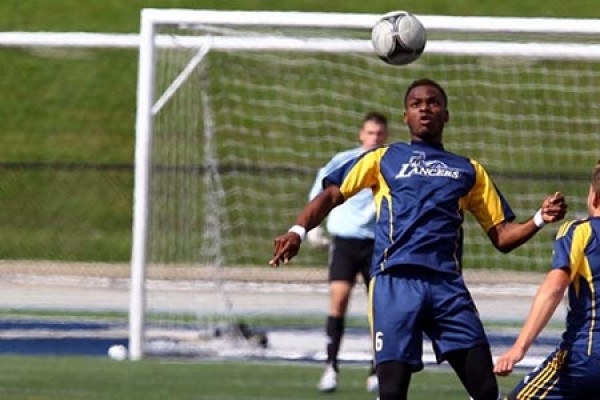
[108, 344, 128, 361]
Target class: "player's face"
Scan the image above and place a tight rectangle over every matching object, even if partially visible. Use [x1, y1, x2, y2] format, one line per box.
[359, 121, 388, 150]
[403, 85, 449, 143]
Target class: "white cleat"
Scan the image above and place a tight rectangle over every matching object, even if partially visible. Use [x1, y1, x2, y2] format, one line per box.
[366, 373, 379, 393]
[318, 365, 338, 392]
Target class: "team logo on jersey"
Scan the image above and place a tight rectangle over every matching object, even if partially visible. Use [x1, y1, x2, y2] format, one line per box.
[395, 151, 461, 179]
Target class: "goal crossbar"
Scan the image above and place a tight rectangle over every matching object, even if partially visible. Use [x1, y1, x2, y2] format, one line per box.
[141, 8, 600, 35]
[1, 32, 600, 60]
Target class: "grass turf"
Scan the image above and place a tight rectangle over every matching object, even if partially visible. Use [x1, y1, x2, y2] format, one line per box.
[0, 356, 524, 400]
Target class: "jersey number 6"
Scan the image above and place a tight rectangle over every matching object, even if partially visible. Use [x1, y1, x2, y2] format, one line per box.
[375, 331, 384, 352]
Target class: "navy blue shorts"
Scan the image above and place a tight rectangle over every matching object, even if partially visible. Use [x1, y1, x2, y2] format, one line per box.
[369, 266, 488, 371]
[509, 348, 600, 399]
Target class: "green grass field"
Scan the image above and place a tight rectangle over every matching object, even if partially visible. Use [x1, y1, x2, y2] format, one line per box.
[0, 356, 524, 400]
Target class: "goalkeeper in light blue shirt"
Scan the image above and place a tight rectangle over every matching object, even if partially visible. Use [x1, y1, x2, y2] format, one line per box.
[308, 112, 388, 394]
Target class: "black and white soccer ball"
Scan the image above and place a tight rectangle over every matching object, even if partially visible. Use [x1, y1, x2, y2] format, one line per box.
[371, 10, 427, 66]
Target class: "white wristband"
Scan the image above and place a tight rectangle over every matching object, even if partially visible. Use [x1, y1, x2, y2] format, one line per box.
[533, 209, 546, 229]
[288, 225, 306, 242]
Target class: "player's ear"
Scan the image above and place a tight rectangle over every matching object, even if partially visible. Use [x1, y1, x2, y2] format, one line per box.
[443, 109, 449, 123]
[592, 188, 600, 208]
[403, 110, 408, 124]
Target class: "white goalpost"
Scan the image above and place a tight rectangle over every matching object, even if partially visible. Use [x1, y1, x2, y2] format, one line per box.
[131, 9, 600, 360]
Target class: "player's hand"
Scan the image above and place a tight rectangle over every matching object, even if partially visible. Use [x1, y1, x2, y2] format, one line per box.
[540, 192, 567, 224]
[493, 347, 525, 376]
[269, 232, 302, 267]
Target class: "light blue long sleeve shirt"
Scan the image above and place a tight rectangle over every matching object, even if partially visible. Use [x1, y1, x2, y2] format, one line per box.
[308, 147, 376, 239]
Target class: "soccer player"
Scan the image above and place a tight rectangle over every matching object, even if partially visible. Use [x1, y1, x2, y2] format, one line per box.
[494, 162, 600, 399]
[269, 78, 567, 400]
[307, 112, 388, 393]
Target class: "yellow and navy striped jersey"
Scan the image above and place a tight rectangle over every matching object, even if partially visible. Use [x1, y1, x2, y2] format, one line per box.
[323, 140, 515, 276]
[552, 217, 600, 355]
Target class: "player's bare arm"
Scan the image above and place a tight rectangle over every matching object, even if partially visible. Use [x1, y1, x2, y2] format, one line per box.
[487, 192, 567, 252]
[269, 185, 344, 267]
[494, 268, 570, 376]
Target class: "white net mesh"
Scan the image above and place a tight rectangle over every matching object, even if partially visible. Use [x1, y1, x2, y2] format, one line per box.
[138, 17, 600, 356]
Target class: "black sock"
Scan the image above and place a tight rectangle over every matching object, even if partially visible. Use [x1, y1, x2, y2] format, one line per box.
[377, 361, 412, 400]
[446, 345, 499, 400]
[326, 316, 344, 371]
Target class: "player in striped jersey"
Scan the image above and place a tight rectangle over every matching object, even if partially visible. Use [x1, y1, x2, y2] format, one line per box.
[270, 78, 567, 400]
[494, 162, 600, 399]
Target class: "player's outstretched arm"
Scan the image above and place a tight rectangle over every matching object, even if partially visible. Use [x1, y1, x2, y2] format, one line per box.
[269, 185, 344, 267]
[494, 268, 570, 376]
[488, 192, 567, 252]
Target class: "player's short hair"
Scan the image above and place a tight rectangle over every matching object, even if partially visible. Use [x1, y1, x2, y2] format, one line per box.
[591, 160, 600, 194]
[403, 78, 448, 107]
[363, 111, 388, 128]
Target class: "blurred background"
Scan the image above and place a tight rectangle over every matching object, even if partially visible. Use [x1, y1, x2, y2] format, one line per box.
[0, 2, 599, 399]
[1, 1, 599, 263]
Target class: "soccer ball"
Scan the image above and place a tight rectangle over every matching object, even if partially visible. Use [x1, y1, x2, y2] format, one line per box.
[371, 10, 427, 66]
[108, 344, 128, 361]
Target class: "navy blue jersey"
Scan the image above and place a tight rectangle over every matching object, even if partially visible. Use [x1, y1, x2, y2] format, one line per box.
[508, 217, 600, 400]
[552, 217, 600, 355]
[324, 140, 515, 276]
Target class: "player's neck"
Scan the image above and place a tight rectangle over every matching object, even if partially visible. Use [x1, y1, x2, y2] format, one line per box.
[360, 144, 380, 152]
[410, 133, 443, 146]
[410, 137, 444, 149]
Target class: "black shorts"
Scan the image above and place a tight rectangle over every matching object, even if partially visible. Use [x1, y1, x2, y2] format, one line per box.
[328, 236, 375, 284]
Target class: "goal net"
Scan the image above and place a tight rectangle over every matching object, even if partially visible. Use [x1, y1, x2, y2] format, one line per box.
[132, 9, 600, 359]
